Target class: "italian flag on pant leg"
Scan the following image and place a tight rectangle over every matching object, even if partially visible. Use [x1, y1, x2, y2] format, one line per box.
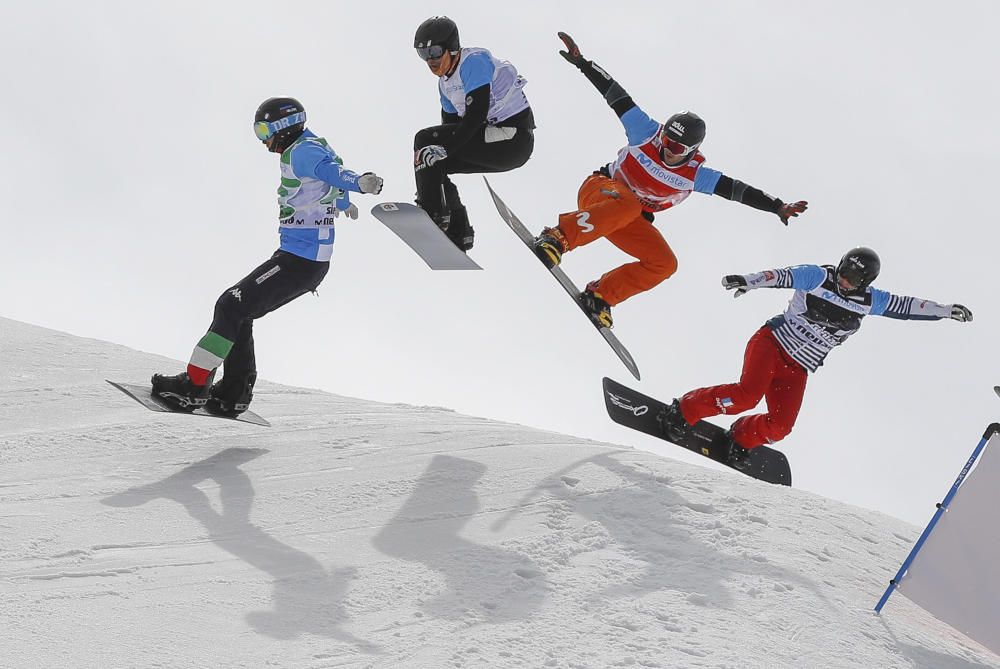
[186, 331, 233, 386]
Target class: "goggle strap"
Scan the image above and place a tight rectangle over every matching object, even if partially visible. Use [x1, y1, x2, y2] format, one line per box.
[255, 111, 307, 140]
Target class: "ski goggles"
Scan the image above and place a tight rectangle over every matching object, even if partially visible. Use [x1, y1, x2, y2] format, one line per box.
[253, 111, 307, 141]
[416, 44, 447, 61]
[659, 132, 698, 156]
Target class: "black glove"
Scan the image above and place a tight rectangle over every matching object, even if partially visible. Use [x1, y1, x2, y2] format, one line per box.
[778, 200, 808, 225]
[722, 274, 750, 298]
[950, 304, 973, 322]
[557, 32, 586, 67]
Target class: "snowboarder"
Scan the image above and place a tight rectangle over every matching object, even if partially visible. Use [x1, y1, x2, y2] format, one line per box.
[412, 16, 536, 252]
[658, 247, 973, 468]
[534, 33, 808, 328]
[151, 97, 384, 416]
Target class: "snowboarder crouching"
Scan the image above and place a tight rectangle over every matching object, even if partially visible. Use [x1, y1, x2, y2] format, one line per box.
[151, 97, 383, 416]
[412, 15, 536, 252]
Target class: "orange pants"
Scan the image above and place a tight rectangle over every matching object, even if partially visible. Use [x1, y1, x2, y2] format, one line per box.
[557, 174, 678, 306]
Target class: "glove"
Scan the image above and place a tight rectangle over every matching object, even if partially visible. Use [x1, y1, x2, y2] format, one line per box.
[557, 32, 586, 67]
[414, 145, 447, 170]
[722, 274, 750, 298]
[950, 304, 973, 322]
[778, 200, 808, 225]
[337, 202, 358, 220]
[358, 172, 383, 195]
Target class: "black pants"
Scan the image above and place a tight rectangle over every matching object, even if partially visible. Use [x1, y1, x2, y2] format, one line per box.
[413, 120, 534, 249]
[208, 250, 329, 387]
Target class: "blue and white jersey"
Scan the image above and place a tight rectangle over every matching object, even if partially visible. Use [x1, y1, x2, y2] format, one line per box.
[277, 130, 362, 262]
[742, 264, 953, 372]
[438, 47, 529, 124]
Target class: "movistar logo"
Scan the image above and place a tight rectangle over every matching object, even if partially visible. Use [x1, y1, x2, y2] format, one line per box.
[818, 290, 867, 314]
[636, 152, 690, 188]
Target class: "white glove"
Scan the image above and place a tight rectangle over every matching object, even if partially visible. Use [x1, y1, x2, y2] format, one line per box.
[414, 145, 447, 170]
[337, 202, 358, 220]
[358, 172, 383, 195]
[950, 304, 973, 322]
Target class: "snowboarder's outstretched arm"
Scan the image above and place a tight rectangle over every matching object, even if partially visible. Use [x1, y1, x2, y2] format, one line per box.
[558, 32, 807, 226]
[290, 142, 382, 195]
[723, 266, 974, 322]
[722, 265, 826, 297]
[699, 169, 808, 225]
[557, 32, 636, 119]
[869, 290, 973, 322]
[557, 32, 665, 148]
[290, 141, 383, 219]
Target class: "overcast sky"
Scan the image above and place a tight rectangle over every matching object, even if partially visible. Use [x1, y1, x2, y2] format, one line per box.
[2, 0, 998, 524]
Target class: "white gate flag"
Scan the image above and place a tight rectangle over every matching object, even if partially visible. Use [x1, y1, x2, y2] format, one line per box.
[897, 431, 1000, 656]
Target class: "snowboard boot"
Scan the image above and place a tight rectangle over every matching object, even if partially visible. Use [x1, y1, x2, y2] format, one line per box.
[415, 198, 450, 232]
[725, 432, 754, 471]
[580, 281, 613, 328]
[445, 205, 474, 252]
[656, 399, 690, 442]
[533, 227, 568, 268]
[205, 372, 257, 417]
[151, 371, 211, 412]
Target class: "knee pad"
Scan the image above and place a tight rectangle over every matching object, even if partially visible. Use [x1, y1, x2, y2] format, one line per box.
[414, 127, 445, 150]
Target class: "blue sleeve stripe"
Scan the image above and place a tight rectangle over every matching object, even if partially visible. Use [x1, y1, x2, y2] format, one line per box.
[870, 289, 892, 316]
[694, 166, 722, 195]
[459, 52, 495, 92]
[620, 106, 659, 146]
[789, 265, 827, 290]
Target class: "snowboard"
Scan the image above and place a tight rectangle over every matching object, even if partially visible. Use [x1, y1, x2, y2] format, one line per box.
[483, 177, 640, 381]
[107, 380, 271, 427]
[602, 377, 791, 485]
[370, 202, 482, 270]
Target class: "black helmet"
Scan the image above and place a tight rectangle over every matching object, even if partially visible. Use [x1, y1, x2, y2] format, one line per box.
[414, 16, 460, 60]
[253, 97, 306, 149]
[661, 111, 706, 154]
[836, 247, 881, 292]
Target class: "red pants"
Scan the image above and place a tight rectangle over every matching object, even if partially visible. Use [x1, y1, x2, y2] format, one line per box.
[679, 326, 808, 449]
[557, 174, 677, 306]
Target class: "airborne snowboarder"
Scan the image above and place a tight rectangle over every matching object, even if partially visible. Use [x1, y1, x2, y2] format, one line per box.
[533, 32, 808, 328]
[411, 16, 536, 252]
[151, 97, 384, 416]
[658, 248, 973, 468]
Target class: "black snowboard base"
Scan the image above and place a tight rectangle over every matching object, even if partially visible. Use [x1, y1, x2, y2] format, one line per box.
[107, 380, 270, 427]
[602, 377, 791, 485]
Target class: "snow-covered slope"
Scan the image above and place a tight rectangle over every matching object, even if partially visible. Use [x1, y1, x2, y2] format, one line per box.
[1, 317, 996, 669]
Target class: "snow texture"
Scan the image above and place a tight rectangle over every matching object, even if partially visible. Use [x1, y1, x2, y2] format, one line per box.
[1, 316, 997, 669]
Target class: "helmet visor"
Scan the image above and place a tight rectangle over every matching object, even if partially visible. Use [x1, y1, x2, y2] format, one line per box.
[253, 111, 306, 141]
[837, 264, 867, 290]
[416, 45, 447, 61]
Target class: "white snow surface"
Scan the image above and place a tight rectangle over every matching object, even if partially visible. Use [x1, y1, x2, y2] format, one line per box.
[1, 316, 997, 669]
